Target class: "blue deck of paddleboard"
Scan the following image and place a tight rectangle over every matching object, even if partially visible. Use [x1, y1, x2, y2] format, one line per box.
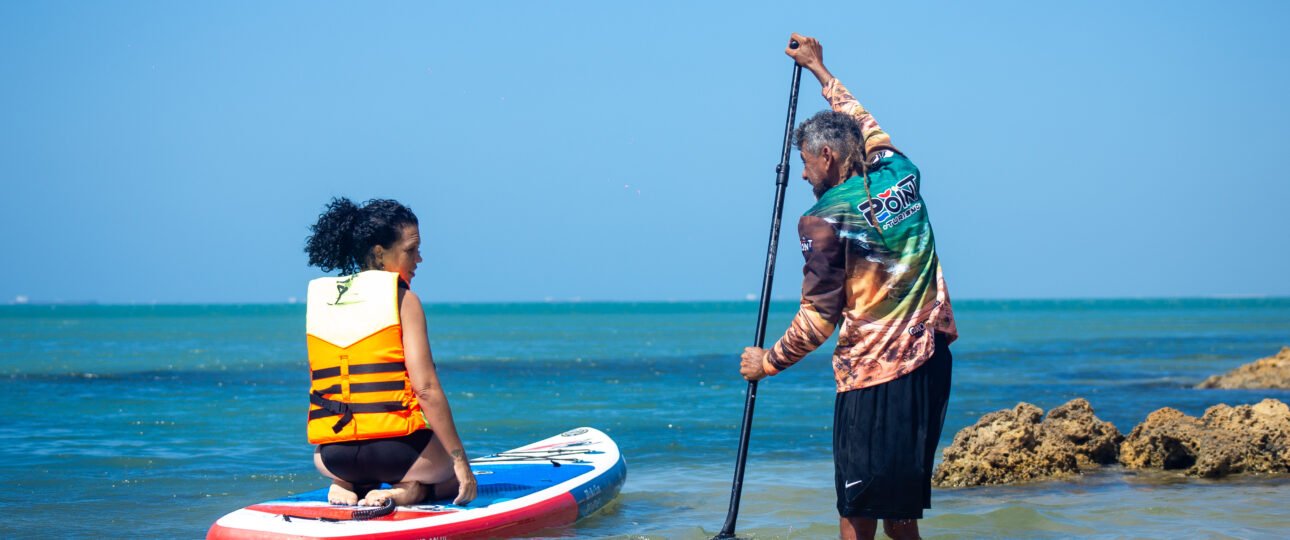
[270, 463, 596, 508]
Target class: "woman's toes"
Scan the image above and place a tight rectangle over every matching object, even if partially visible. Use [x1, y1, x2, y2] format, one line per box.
[328, 484, 358, 505]
[360, 489, 389, 506]
[361, 487, 406, 506]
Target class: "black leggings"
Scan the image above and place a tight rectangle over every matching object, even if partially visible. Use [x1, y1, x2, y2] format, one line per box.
[319, 430, 434, 487]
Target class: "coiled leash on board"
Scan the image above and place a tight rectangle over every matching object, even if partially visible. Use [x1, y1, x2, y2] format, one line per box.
[278, 498, 396, 523]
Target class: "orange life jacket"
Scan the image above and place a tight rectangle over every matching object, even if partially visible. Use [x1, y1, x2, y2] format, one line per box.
[305, 270, 427, 444]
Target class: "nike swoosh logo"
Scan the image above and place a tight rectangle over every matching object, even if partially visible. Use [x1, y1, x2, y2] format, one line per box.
[845, 480, 863, 488]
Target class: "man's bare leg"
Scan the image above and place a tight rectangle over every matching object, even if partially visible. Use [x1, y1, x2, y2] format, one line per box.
[883, 518, 921, 540]
[840, 517, 877, 540]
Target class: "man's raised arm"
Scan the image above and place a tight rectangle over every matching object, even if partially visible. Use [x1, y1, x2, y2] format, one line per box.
[786, 33, 897, 156]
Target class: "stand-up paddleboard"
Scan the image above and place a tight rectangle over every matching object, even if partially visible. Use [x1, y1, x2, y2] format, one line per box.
[208, 427, 625, 539]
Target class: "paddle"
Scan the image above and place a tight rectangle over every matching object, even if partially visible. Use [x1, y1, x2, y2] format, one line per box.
[714, 39, 803, 540]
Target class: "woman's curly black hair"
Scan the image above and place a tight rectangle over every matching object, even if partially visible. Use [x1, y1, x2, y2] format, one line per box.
[304, 197, 418, 275]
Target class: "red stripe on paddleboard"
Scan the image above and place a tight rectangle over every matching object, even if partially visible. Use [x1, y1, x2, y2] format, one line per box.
[208, 493, 580, 540]
[209, 522, 298, 540]
[244, 504, 449, 521]
[414, 492, 580, 539]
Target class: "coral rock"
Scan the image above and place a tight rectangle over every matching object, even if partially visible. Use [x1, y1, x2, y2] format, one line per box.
[1119, 399, 1290, 478]
[1041, 398, 1124, 468]
[1196, 347, 1290, 389]
[1117, 407, 1206, 470]
[933, 399, 1122, 487]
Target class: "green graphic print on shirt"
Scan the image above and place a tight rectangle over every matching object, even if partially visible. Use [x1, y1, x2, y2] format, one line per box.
[766, 148, 957, 392]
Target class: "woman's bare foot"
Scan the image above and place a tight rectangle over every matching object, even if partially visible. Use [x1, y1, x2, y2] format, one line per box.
[328, 482, 359, 505]
[360, 481, 426, 506]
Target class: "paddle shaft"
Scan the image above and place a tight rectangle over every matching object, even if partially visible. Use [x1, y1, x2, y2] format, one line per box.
[716, 46, 803, 540]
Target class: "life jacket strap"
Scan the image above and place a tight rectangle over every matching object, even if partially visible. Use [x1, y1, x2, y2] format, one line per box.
[309, 391, 353, 433]
[311, 362, 407, 381]
[313, 381, 407, 395]
[309, 391, 407, 433]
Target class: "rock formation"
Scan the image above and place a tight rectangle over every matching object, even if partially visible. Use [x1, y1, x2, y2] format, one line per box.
[933, 398, 1123, 487]
[1040, 398, 1124, 468]
[1196, 347, 1290, 389]
[1119, 399, 1290, 478]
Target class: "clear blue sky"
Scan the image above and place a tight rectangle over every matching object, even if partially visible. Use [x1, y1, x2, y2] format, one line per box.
[3, 1, 1288, 303]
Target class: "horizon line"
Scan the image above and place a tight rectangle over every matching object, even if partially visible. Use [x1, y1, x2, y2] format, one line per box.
[5, 294, 1289, 307]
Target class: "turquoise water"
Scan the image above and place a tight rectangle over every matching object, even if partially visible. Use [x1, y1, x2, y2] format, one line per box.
[3, 299, 1290, 538]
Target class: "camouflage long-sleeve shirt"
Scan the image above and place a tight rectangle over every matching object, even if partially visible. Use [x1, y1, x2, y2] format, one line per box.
[761, 78, 957, 393]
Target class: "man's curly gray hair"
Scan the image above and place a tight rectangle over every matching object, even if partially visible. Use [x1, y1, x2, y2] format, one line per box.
[793, 110, 864, 171]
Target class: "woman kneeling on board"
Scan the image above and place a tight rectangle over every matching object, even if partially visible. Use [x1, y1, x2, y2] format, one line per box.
[303, 197, 477, 507]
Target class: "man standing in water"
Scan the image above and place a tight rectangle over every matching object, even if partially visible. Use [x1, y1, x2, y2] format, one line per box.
[738, 34, 957, 540]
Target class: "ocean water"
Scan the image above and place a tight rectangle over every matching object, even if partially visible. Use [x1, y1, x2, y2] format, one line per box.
[2, 298, 1289, 539]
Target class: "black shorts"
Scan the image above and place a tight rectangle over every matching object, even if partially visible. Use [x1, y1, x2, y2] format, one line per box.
[834, 334, 952, 519]
[318, 429, 434, 487]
